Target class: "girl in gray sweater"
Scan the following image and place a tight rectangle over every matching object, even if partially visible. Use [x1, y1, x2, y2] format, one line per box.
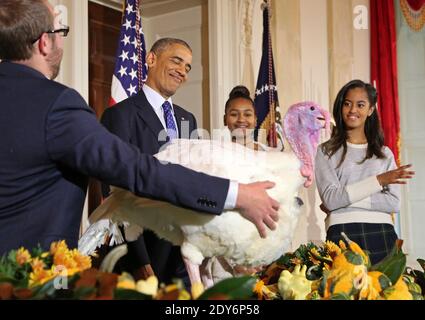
[315, 79, 415, 264]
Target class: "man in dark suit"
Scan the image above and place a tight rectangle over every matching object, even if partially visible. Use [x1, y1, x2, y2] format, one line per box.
[0, 0, 279, 258]
[101, 38, 202, 285]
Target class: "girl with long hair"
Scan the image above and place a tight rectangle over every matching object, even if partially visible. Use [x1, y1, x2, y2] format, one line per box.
[315, 79, 415, 264]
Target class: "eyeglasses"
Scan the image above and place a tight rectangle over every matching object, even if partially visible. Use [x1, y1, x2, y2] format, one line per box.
[32, 25, 70, 44]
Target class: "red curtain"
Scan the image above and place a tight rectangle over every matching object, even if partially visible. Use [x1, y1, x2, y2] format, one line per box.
[370, 0, 400, 165]
[406, 0, 425, 10]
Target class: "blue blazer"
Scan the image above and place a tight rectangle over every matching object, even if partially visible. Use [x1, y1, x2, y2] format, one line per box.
[100, 91, 198, 283]
[0, 62, 229, 255]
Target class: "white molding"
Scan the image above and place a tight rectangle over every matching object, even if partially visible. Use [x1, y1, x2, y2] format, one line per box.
[89, 0, 122, 11]
[71, 0, 89, 102]
[208, 0, 240, 131]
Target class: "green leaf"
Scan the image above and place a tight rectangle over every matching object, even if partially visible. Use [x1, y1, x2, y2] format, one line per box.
[31, 278, 59, 299]
[114, 288, 152, 300]
[370, 245, 406, 285]
[198, 276, 256, 300]
[344, 251, 363, 265]
[417, 259, 425, 272]
[275, 254, 292, 267]
[378, 273, 392, 291]
[330, 292, 351, 300]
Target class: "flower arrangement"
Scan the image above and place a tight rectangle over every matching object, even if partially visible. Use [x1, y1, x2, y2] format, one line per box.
[0, 241, 255, 300]
[1, 237, 424, 300]
[253, 233, 425, 300]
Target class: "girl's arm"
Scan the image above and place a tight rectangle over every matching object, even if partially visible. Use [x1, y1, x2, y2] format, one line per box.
[315, 147, 382, 211]
[370, 148, 414, 213]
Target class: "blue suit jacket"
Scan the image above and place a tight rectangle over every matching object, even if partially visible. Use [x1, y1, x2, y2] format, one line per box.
[100, 91, 198, 283]
[0, 62, 229, 256]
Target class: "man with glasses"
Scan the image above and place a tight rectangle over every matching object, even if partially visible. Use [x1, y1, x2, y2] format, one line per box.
[0, 0, 279, 256]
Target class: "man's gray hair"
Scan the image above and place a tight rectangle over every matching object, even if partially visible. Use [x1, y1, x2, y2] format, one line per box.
[150, 38, 192, 56]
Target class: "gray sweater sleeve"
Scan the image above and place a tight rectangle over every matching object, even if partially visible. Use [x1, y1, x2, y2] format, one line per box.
[315, 146, 399, 213]
[314, 147, 351, 211]
[370, 148, 400, 213]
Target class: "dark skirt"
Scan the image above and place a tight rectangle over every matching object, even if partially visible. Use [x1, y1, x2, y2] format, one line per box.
[326, 223, 398, 265]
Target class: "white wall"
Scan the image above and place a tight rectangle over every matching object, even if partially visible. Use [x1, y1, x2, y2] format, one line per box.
[396, 0, 425, 265]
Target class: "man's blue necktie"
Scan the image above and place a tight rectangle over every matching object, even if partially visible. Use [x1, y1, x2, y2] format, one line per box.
[162, 101, 178, 141]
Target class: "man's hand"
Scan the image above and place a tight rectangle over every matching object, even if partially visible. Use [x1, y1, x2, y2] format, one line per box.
[377, 164, 415, 186]
[236, 181, 280, 239]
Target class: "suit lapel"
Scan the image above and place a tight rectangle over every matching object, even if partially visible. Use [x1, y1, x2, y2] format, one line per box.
[133, 91, 166, 147]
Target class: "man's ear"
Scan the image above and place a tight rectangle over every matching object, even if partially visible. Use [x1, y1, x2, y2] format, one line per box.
[146, 51, 156, 67]
[37, 33, 52, 56]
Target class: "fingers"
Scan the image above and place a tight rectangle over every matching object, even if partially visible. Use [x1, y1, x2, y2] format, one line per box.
[260, 180, 276, 189]
[264, 215, 277, 231]
[270, 197, 280, 211]
[270, 209, 279, 222]
[256, 221, 267, 239]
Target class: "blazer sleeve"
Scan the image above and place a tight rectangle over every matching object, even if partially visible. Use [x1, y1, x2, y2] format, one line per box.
[101, 104, 151, 266]
[100, 107, 132, 198]
[45, 88, 229, 214]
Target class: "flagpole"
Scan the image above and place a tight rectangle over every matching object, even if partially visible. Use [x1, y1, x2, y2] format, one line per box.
[263, 0, 277, 147]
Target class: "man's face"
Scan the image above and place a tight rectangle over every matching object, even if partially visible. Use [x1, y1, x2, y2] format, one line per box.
[45, 1, 64, 79]
[146, 43, 192, 99]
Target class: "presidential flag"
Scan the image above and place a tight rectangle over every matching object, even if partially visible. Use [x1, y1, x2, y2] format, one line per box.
[254, 1, 284, 149]
[109, 0, 148, 106]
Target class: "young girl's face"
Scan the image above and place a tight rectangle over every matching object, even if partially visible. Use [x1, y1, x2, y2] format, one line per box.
[224, 97, 257, 137]
[342, 87, 374, 131]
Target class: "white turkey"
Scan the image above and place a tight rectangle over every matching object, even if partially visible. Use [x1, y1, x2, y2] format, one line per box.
[79, 101, 330, 297]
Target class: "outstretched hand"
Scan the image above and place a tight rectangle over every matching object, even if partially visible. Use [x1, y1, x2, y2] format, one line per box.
[377, 164, 415, 186]
[236, 181, 280, 239]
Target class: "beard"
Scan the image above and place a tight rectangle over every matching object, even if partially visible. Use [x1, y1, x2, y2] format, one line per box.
[46, 40, 63, 80]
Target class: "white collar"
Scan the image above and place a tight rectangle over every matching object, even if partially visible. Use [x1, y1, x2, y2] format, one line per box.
[142, 84, 174, 114]
[347, 141, 368, 149]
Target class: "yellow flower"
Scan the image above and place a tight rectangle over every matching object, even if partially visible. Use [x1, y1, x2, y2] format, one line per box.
[309, 248, 325, 265]
[15, 247, 31, 266]
[117, 272, 136, 290]
[178, 289, 191, 300]
[253, 280, 265, 299]
[324, 240, 341, 258]
[53, 249, 77, 272]
[50, 240, 68, 255]
[29, 267, 55, 287]
[30, 257, 46, 271]
[72, 250, 92, 271]
[290, 257, 303, 265]
[309, 255, 321, 266]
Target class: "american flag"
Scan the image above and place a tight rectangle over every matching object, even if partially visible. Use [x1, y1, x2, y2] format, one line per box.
[109, 0, 148, 106]
[254, 1, 284, 150]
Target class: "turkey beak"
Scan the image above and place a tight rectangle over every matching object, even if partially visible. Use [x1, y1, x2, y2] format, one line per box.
[317, 109, 331, 137]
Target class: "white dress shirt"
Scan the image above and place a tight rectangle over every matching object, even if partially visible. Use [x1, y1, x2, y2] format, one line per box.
[143, 84, 179, 136]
